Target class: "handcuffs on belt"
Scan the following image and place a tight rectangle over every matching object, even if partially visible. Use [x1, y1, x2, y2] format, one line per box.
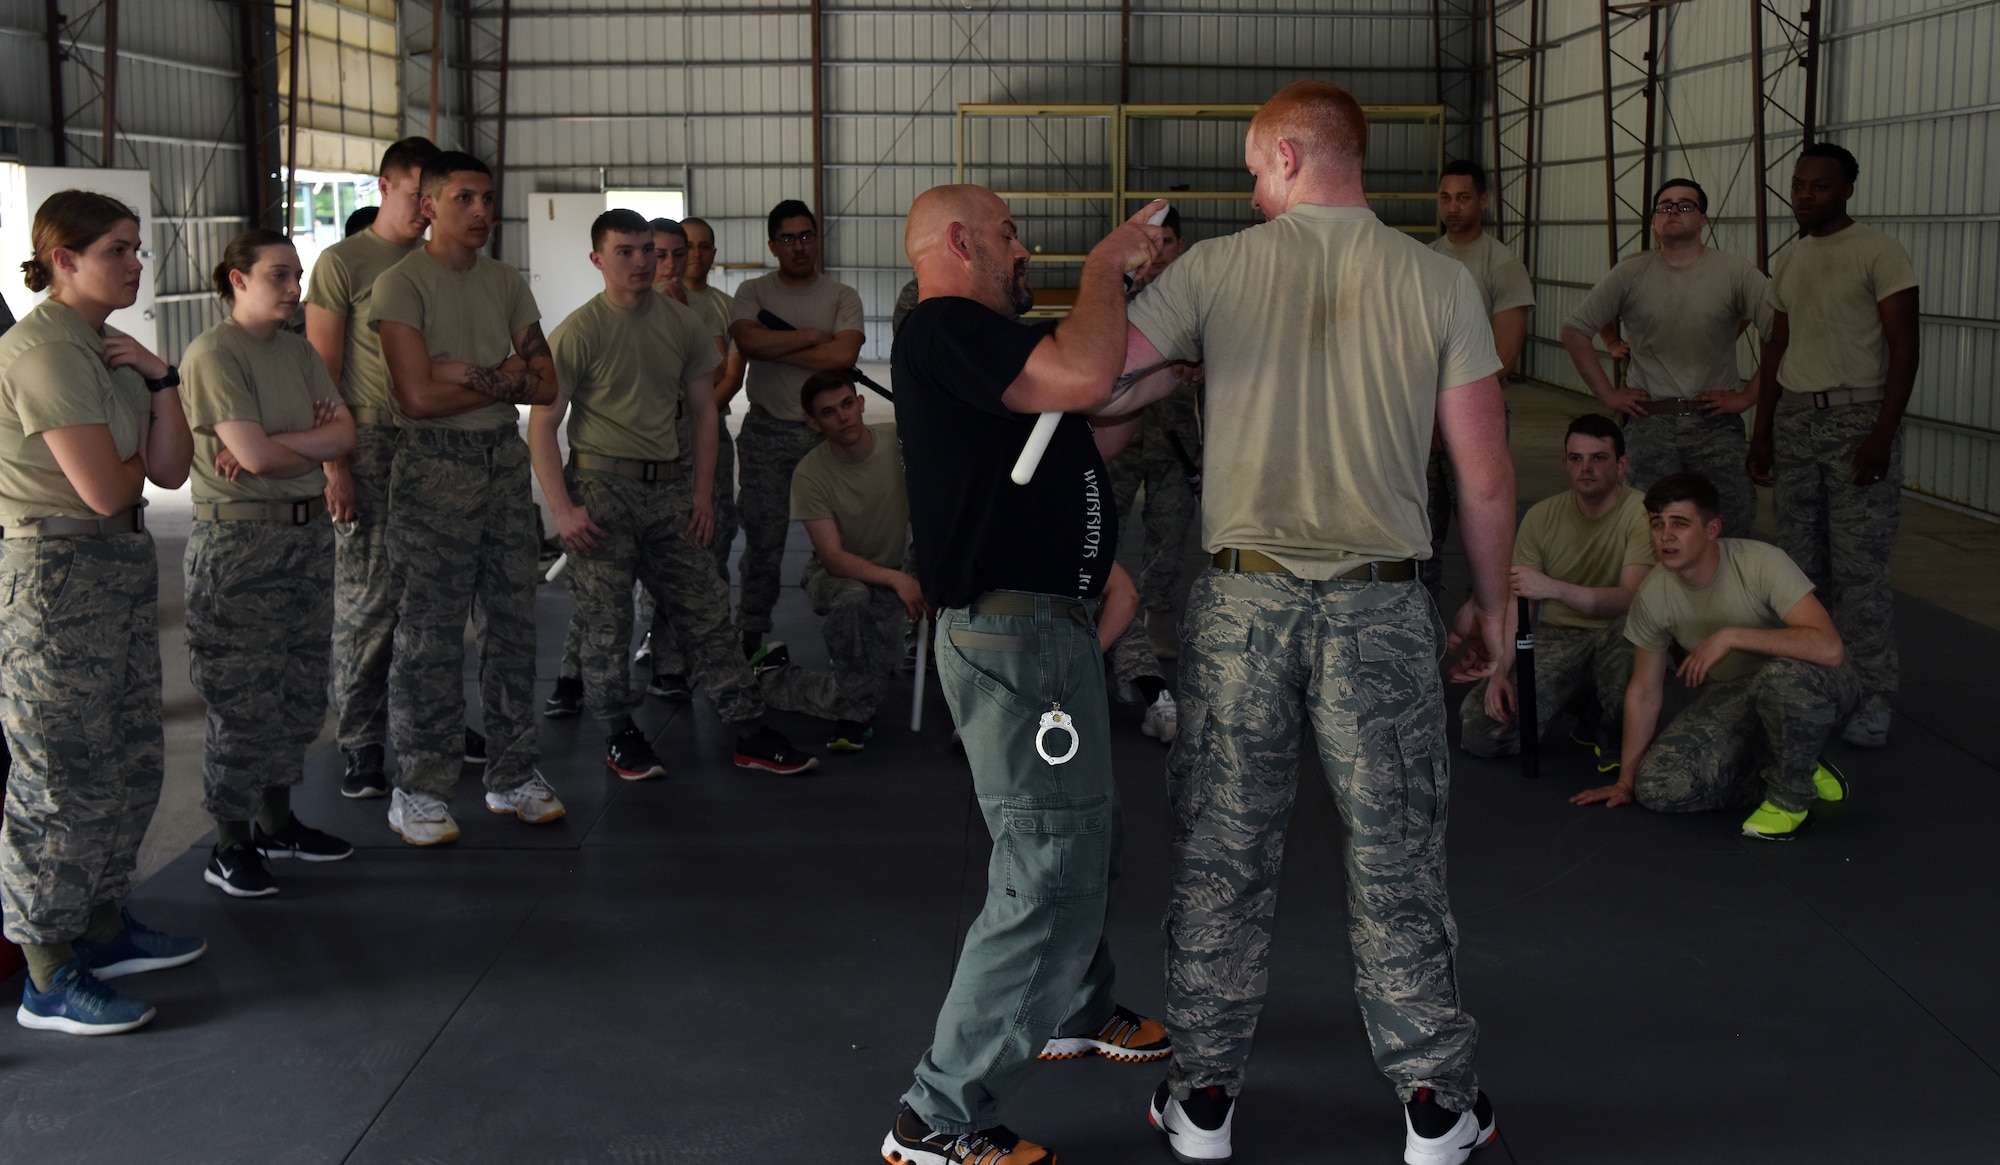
[1035, 703, 1080, 765]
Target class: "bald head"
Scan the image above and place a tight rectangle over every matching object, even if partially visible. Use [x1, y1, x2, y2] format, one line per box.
[905, 184, 1033, 317]
[1250, 81, 1368, 175]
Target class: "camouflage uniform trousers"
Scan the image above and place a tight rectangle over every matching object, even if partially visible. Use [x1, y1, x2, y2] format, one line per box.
[0, 533, 163, 946]
[649, 410, 739, 678]
[1107, 619, 1164, 695]
[1459, 619, 1632, 758]
[1422, 447, 1455, 601]
[1165, 568, 1478, 1108]
[905, 595, 1122, 1133]
[1635, 657, 1859, 814]
[561, 466, 768, 726]
[755, 558, 906, 723]
[1625, 409, 1758, 539]
[184, 516, 335, 821]
[732, 408, 822, 636]
[1109, 389, 1200, 619]
[1773, 396, 1901, 707]
[387, 426, 541, 798]
[330, 420, 401, 751]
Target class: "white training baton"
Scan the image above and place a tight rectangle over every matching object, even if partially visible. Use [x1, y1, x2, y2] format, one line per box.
[910, 616, 930, 732]
[1010, 202, 1171, 486]
[545, 553, 569, 583]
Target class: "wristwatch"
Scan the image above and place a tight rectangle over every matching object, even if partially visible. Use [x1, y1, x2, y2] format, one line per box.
[144, 365, 180, 393]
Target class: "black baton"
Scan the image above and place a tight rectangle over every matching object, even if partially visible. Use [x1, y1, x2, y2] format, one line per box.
[1515, 595, 1539, 779]
[1165, 430, 1202, 495]
[756, 309, 894, 402]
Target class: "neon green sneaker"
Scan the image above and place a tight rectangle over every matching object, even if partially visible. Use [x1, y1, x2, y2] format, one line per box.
[1812, 758, 1849, 803]
[1741, 801, 1810, 841]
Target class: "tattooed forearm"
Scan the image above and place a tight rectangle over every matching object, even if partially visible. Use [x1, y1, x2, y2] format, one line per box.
[463, 364, 538, 404]
[516, 324, 551, 363]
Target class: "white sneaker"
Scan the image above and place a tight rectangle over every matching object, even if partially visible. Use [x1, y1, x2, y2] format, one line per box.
[1403, 1090, 1496, 1165]
[1149, 1081, 1233, 1163]
[1141, 690, 1179, 745]
[388, 789, 460, 847]
[485, 771, 566, 824]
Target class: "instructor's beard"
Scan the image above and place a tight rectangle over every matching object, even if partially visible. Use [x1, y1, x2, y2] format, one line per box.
[974, 241, 1034, 317]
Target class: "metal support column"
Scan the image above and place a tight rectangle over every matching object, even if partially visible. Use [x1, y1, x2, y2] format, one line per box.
[1598, 1, 1672, 265]
[1430, 0, 1481, 167]
[810, 0, 825, 228]
[98, 0, 117, 166]
[461, 1, 515, 258]
[1749, 0, 1822, 271]
[238, 0, 283, 229]
[283, 0, 302, 235]
[43, 0, 68, 165]
[1487, 0, 1544, 259]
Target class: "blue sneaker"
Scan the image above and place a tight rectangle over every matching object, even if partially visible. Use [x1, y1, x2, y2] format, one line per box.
[73, 908, 207, 980]
[17, 960, 157, 1035]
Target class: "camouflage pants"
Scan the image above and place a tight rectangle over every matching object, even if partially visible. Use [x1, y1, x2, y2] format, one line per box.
[650, 411, 739, 677]
[1635, 657, 1858, 814]
[1107, 618, 1163, 691]
[387, 426, 541, 797]
[1422, 448, 1454, 600]
[732, 409, 821, 636]
[184, 517, 335, 821]
[905, 596, 1122, 1133]
[1773, 396, 1900, 705]
[1166, 569, 1478, 1108]
[1109, 401, 1199, 618]
[561, 467, 766, 725]
[1459, 620, 1632, 758]
[1626, 410, 1758, 539]
[330, 421, 401, 751]
[0, 534, 163, 946]
[756, 558, 905, 722]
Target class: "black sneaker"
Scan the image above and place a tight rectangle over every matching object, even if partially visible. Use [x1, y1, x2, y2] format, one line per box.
[1404, 1088, 1496, 1165]
[881, 1105, 1054, 1165]
[605, 726, 667, 780]
[1149, 1080, 1234, 1164]
[252, 814, 355, 862]
[340, 743, 388, 800]
[828, 720, 873, 752]
[748, 641, 790, 677]
[647, 672, 693, 702]
[733, 725, 818, 776]
[203, 842, 278, 898]
[544, 675, 583, 718]
[463, 727, 488, 765]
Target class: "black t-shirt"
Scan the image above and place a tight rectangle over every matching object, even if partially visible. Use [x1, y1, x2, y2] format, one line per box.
[891, 296, 1117, 610]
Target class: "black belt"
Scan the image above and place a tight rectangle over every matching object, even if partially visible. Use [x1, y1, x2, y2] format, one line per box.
[2, 505, 146, 538]
[968, 592, 1093, 626]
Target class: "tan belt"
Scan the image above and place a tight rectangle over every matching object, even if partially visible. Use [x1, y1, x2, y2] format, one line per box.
[1797, 386, 1886, 410]
[967, 592, 1093, 626]
[2, 505, 146, 539]
[569, 452, 686, 483]
[1212, 548, 1417, 583]
[193, 496, 327, 525]
[351, 406, 398, 428]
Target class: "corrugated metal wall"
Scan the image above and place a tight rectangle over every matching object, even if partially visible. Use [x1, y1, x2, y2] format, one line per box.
[1500, 0, 1999, 519]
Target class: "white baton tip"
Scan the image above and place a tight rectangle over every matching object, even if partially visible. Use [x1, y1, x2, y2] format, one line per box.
[545, 553, 569, 582]
[1147, 202, 1170, 226]
[1010, 411, 1063, 485]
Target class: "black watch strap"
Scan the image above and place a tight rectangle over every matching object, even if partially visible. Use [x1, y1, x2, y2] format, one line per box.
[145, 364, 180, 393]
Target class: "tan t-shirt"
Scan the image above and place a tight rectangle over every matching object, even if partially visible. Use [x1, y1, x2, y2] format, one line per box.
[790, 422, 908, 570]
[304, 227, 422, 417]
[1565, 249, 1771, 399]
[1429, 232, 1535, 318]
[0, 300, 150, 526]
[1128, 204, 1502, 578]
[551, 292, 722, 462]
[730, 272, 865, 422]
[368, 248, 540, 431]
[1625, 538, 1816, 683]
[181, 318, 340, 503]
[1516, 485, 1654, 630]
[686, 284, 735, 418]
[1767, 222, 1919, 394]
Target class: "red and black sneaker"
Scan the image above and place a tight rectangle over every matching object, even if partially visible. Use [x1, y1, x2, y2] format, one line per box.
[605, 727, 666, 781]
[881, 1105, 1054, 1165]
[733, 725, 818, 776]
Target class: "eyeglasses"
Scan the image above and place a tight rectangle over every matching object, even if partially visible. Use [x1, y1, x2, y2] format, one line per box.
[1652, 200, 1702, 215]
[774, 230, 818, 247]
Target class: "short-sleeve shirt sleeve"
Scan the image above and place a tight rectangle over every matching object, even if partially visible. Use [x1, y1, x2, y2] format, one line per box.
[181, 339, 252, 434]
[305, 249, 351, 315]
[1624, 572, 1674, 654]
[368, 266, 423, 333]
[505, 270, 540, 336]
[1127, 243, 1208, 364]
[1564, 262, 1633, 339]
[1439, 265, 1503, 389]
[1749, 542, 1817, 620]
[1621, 501, 1656, 566]
[904, 298, 1053, 418]
[729, 281, 763, 326]
[1512, 502, 1550, 572]
[1489, 251, 1535, 314]
[550, 314, 593, 402]
[790, 459, 833, 523]
[1738, 264, 1775, 342]
[10, 343, 116, 436]
[1869, 239, 1920, 301]
[676, 307, 724, 384]
[833, 283, 865, 334]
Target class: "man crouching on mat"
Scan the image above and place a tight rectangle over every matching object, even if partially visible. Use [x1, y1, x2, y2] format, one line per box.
[880, 186, 1175, 1165]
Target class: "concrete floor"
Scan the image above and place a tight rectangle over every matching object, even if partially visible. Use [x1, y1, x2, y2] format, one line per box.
[131, 375, 2000, 883]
